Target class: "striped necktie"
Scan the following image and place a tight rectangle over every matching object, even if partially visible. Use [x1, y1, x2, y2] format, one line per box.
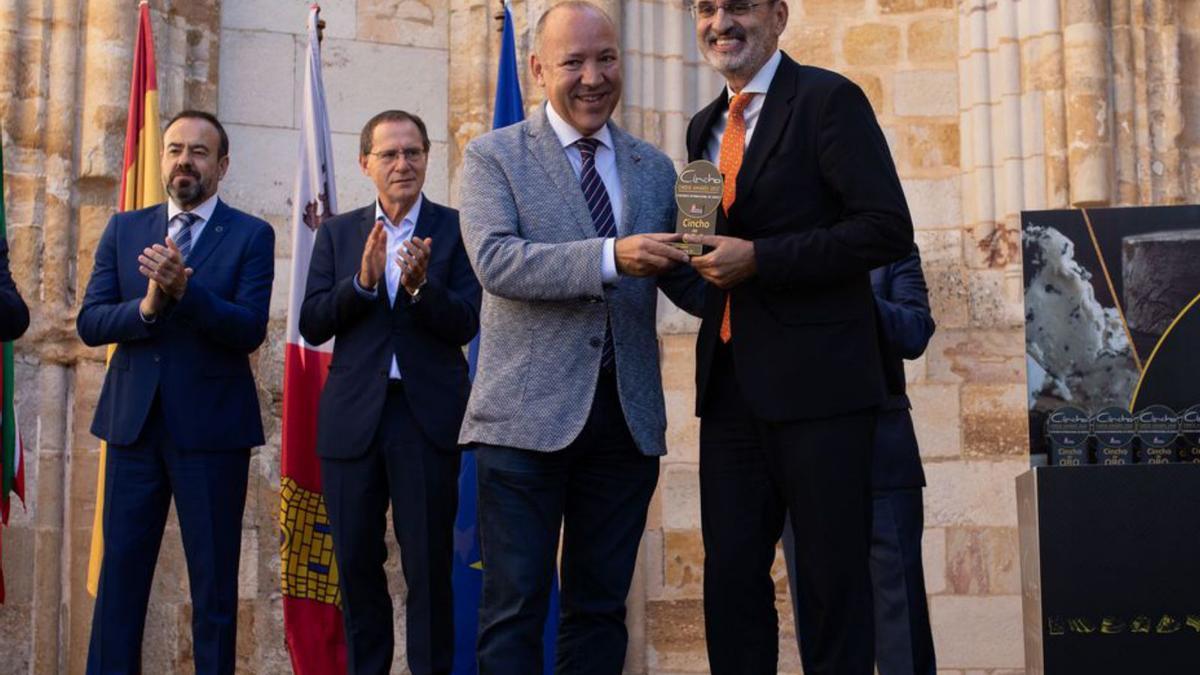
[717, 92, 753, 343]
[171, 211, 201, 260]
[576, 137, 616, 370]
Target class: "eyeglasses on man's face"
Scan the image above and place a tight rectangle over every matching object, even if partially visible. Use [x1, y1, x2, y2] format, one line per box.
[368, 147, 426, 164]
[688, 0, 776, 20]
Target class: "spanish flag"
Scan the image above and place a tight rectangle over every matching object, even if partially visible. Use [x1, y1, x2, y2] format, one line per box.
[86, 0, 164, 597]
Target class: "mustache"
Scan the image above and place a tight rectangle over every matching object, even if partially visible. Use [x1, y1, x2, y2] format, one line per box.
[705, 27, 746, 43]
[170, 167, 200, 181]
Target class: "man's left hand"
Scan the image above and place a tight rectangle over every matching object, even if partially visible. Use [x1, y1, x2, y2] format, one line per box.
[138, 238, 192, 300]
[399, 236, 432, 295]
[683, 234, 757, 289]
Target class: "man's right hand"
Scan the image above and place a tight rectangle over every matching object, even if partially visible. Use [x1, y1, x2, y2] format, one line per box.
[615, 233, 690, 277]
[358, 218, 387, 289]
[139, 279, 165, 319]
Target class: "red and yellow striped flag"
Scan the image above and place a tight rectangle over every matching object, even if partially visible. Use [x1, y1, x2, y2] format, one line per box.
[86, 0, 164, 597]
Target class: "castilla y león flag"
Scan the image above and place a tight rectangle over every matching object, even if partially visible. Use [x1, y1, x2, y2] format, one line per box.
[280, 6, 346, 674]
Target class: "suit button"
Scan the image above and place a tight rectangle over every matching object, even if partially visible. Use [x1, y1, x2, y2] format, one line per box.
[153, 355, 161, 363]
[589, 337, 602, 348]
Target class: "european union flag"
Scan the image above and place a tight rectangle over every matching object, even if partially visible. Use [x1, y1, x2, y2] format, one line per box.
[453, 3, 560, 673]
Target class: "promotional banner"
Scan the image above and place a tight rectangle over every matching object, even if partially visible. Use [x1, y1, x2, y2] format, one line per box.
[1022, 205, 1200, 462]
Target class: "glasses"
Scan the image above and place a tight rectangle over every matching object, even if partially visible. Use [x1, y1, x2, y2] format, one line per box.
[689, 1, 775, 19]
[368, 147, 426, 164]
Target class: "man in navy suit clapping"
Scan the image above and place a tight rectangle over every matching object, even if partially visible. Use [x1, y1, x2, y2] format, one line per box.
[79, 111, 274, 675]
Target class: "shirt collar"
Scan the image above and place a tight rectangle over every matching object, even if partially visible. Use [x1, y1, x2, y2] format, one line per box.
[167, 192, 219, 224]
[726, 49, 783, 100]
[375, 193, 423, 229]
[544, 101, 614, 153]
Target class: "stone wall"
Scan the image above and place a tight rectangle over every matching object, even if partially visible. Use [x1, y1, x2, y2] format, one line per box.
[4, 0, 1200, 673]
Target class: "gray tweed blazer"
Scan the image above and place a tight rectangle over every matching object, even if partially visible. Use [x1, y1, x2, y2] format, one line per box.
[457, 104, 704, 456]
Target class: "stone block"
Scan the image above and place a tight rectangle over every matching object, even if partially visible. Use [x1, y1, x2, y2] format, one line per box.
[880, 0, 954, 12]
[895, 121, 960, 171]
[236, 599, 257, 671]
[908, 17, 956, 63]
[643, 527, 665, 599]
[924, 258, 971, 329]
[923, 525, 947, 594]
[238, 529, 259, 599]
[945, 526, 1020, 595]
[801, 0, 867, 16]
[218, 29, 296, 128]
[222, 0, 358, 40]
[222, 123, 299, 222]
[967, 267, 1022, 328]
[663, 529, 704, 599]
[0, 595, 33, 674]
[961, 383, 1027, 457]
[894, 70, 958, 117]
[356, 0, 448, 50]
[923, 459, 1026, 527]
[315, 38, 448, 139]
[660, 464, 700, 532]
[645, 598, 708, 671]
[909, 382, 961, 458]
[270, 257, 291, 321]
[1, 526, 35, 605]
[914, 228, 962, 262]
[843, 24, 901, 66]
[923, 328, 1025, 385]
[929, 594, 1024, 669]
[781, 21, 835, 67]
[845, 71, 884, 115]
[902, 177, 962, 229]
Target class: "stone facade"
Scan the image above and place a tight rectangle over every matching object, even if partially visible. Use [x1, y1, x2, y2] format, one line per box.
[2, 0, 1200, 673]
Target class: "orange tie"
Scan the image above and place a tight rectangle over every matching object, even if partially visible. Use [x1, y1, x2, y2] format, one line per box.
[718, 93, 753, 343]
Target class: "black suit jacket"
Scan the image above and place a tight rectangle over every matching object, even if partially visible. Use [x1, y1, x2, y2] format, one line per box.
[870, 247, 935, 489]
[0, 238, 29, 342]
[299, 198, 481, 458]
[686, 52, 914, 421]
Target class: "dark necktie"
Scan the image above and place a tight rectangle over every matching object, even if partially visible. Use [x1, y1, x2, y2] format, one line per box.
[171, 212, 201, 260]
[576, 137, 616, 371]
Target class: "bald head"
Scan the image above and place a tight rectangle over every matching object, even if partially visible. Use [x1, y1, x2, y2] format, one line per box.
[530, 0, 623, 136]
[533, 1, 616, 56]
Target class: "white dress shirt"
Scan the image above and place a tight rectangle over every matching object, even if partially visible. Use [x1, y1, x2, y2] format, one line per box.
[353, 194, 423, 380]
[166, 192, 219, 250]
[704, 49, 784, 164]
[141, 193, 220, 323]
[544, 102, 622, 284]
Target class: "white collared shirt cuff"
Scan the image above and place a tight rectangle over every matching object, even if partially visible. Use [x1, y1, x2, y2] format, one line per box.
[601, 237, 619, 284]
[352, 275, 379, 299]
[139, 306, 156, 324]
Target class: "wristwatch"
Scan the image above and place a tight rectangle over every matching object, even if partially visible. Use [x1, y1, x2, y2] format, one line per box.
[407, 277, 428, 303]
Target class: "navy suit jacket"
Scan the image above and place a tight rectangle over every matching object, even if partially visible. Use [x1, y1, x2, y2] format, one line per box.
[78, 200, 274, 451]
[299, 198, 481, 458]
[0, 238, 29, 342]
[871, 245, 935, 489]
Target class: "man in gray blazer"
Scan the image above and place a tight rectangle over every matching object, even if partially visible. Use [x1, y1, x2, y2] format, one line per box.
[458, 2, 704, 673]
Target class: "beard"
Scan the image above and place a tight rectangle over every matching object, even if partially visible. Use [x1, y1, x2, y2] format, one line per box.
[701, 27, 772, 81]
[165, 168, 208, 207]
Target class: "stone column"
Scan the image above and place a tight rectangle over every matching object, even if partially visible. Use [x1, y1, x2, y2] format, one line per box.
[1060, 0, 1113, 207]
